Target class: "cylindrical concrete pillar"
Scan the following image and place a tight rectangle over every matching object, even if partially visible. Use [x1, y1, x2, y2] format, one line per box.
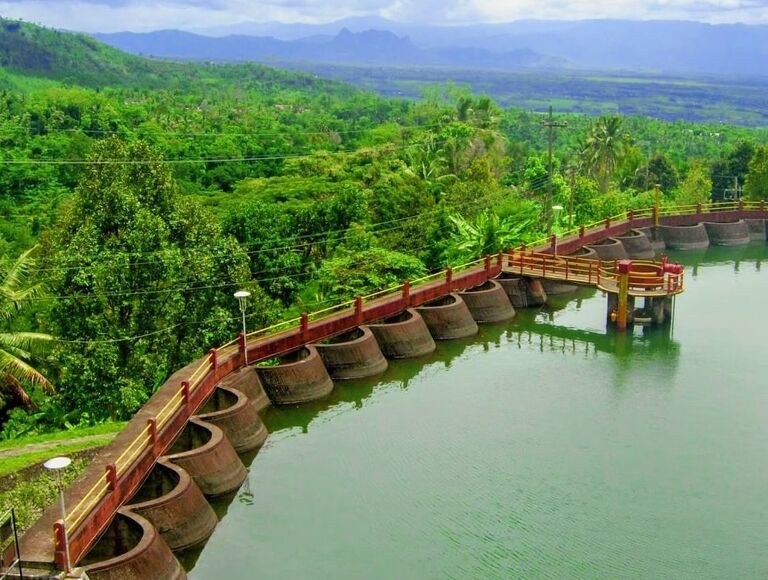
[368, 309, 436, 359]
[126, 460, 217, 552]
[458, 279, 516, 323]
[315, 327, 388, 379]
[585, 237, 628, 260]
[219, 366, 270, 412]
[745, 218, 766, 241]
[703, 220, 751, 246]
[637, 226, 666, 251]
[83, 511, 186, 580]
[256, 345, 334, 405]
[660, 223, 710, 250]
[166, 419, 247, 497]
[494, 273, 547, 308]
[415, 294, 478, 340]
[615, 229, 655, 259]
[197, 386, 268, 453]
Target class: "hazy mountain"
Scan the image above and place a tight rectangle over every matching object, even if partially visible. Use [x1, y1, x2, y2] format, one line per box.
[190, 18, 768, 77]
[94, 28, 565, 70]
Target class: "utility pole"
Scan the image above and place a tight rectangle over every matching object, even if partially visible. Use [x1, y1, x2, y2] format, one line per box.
[541, 106, 568, 236]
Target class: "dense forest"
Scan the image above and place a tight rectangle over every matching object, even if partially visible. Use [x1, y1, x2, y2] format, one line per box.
[2, 18, 768, 438]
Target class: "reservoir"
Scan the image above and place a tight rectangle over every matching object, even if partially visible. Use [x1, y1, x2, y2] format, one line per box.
[188, 244, 768, 579]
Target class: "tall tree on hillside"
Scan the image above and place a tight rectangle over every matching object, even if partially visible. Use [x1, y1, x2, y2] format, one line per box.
[0, 248, 53, 410]
[43, 138, 276, 420]
[582, 116, 628, 193]
[743, 145, 768, 201]
[675, 159, 713, 206]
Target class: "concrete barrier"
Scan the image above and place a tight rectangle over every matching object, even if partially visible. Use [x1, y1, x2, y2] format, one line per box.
[458, 279, 516, 323]
[315, 327, 388, 379]
[585, 237, 628, 260]
[745, 218, 766, 241]
[197, 386, 268, 453]
[704, 220, 752, 246]
[83, 511, 185, 580]
[256, 345, 334, 405]
[494, 273, 547, 308]
[660, 223, 710, 250]
[166, 419, 247, 497]
[615, 229, 655, 259]
[219, 366, 270, 412]
[126, 460, 217, 552]
[368, 309, 436, 359]
[415, 294, 479, 340]
[637, 226, 666, 251]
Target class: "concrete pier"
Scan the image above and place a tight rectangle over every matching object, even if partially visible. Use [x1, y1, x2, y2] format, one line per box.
[219, 366, 270, 412]
[703, 220, 752, 246]
[256, 345, 334, 405]
[315, 327, 388, 379]
[83, 511, 185, 580]
[616, 229, 655, 259]
[197, 386, 268, 453]
[458, 279, 516, 323]
[585, 237, 628, 260]
[126, 460, 217, 552]
[368, 309, 436, 359]
[415, 294, 479, 340]
[494, 273, 547, 308]
[660, 223, 710, 250]
[166, 419, 247, 497]
[637, 226, 666, 252]
[745, 218, 766, 241]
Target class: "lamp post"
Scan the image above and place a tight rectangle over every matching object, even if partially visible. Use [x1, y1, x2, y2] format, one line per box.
[44, 456, 72, 572]
[234, 290, 251, 365]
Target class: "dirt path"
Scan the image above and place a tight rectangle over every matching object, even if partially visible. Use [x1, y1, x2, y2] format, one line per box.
[0, 433, 114, 459]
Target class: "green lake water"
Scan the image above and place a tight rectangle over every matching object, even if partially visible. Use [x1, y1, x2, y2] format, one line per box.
[189, 244, 768, 579]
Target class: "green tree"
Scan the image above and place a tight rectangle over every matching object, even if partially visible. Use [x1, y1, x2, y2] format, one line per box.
[42, 138, 275, 421]
[447, 209, 534, 263]
[0, 247, 53, 412]
[582, 116, 628, 193]
[676, 159, 713, 206]
[744, 145, 768, 201]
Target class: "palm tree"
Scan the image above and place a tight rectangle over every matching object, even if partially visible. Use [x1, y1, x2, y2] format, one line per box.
[582, 116, 627, 193]
[1, 247, 53, 408]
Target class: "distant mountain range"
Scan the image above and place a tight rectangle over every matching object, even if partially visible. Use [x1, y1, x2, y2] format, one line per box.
[94, 28, 565, 70]
[94, 18, 768, 77]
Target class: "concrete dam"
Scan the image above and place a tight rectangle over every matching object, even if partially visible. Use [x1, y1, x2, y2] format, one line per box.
[14, 202, 768, 579]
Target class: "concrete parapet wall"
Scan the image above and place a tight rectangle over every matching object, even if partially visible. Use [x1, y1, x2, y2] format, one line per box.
[494, 273, 547, 308]
[255, 345, 334, 404]
[745, 218, 766, 241]
[197, 386, 268, 453]
[415, 294, 479, 340]
[637, 227, 667, 251]
[126, 460, 217, 552]
[83, 511, 185, 580]
[458, 279, 516, 323]
[219, 366, 270, 412]
[315, 327, 388, 379]
[585, 237, 628, 260]
[615, 229, 655, 259]
[368, 309, 436, 359]
[166, 419, 247, 497]
[660, 223, 710, 250]
[703, 220, 752, 246]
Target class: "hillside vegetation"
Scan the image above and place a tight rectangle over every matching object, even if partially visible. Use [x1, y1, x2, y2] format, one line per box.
[1, 18, 768, 441]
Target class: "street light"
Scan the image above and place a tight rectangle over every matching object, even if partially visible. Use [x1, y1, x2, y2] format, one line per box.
[234, 290, 251, 364]
[44, 456, 72, 572]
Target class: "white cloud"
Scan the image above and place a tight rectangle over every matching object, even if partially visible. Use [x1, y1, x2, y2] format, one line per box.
[0, 0, 766, 32]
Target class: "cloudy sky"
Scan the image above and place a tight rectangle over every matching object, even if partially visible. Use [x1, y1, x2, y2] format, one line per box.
[0, 0, 766, 32]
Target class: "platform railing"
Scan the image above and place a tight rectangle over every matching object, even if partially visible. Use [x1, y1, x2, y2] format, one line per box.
[50, 201, 764, 568]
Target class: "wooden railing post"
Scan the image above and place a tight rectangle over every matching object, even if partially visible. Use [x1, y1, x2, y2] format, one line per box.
[106, 463, 118, 491]
[550, 235, 557, 254]
[53, 520, 70, 571]
[208, 348, 217, 370]
[354, 296, 363, 324]
[484, 255, 492, 276]
[445, 267, 453, 292]
[402, 280, 411, 306]
[605, 217, 611, 229]
[496, 251, 503, 267]
[181, 381, 190, 406]
[300, 312, 309, 341]
[739, 199, 745, 212]
[761, 200, 766, 212]
[628, 209, 634, 224]
[148, 418, 160, 455]
[238, 332, 246, 366]
[696, 202, 702, 216]
[579, 225, 585, 238]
